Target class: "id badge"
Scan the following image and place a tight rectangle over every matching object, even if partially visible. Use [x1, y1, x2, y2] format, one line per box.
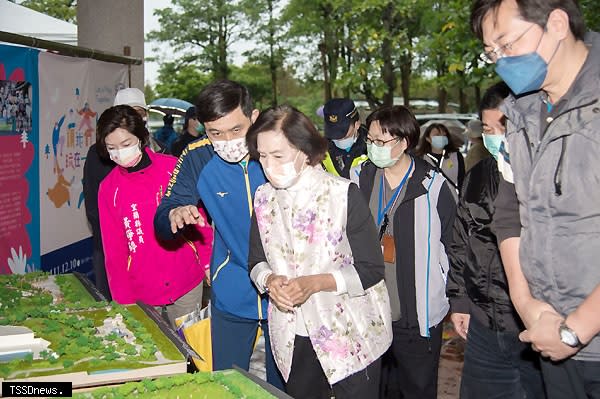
[381, 234, 396, 263]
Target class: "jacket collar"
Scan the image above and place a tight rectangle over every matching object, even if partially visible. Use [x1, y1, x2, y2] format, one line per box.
[400, 156, 436, 204]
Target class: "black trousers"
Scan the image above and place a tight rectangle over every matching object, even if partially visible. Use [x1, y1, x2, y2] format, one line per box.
[379, 323, 443, 399]
[541, 357, 600, 399]
[286, 335, 382, 399]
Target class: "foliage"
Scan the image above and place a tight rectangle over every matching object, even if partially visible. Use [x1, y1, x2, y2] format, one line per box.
[20, 0, 76, 23]
[581, 0, 600, 32]
[147, 0, 242, 79]
[154, 62, 212, 104]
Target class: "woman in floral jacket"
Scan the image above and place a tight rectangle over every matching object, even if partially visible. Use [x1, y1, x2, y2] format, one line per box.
[247, 105, 392, 398]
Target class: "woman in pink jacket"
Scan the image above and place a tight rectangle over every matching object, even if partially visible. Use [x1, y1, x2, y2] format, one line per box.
[96, 105, 213, 327]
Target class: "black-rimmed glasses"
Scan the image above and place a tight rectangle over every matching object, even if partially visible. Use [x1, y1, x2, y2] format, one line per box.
[364, 137, 401, 147]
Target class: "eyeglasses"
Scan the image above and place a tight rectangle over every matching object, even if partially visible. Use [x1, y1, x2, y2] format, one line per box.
[365, 136, 400, 147]
[479, 23, 536, 64]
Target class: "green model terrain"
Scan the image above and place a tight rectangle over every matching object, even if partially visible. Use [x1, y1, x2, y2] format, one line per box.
[67, 370, 276, 399]
[0, 273, 184, 380]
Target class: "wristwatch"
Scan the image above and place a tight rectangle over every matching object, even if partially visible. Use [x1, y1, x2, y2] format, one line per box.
[559, 321, 583, 348]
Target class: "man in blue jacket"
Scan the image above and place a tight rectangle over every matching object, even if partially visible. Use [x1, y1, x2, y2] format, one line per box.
[154, 80, 283, 389]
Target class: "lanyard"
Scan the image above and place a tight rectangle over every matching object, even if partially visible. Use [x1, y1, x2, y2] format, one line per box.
[377, 157, 414, 227]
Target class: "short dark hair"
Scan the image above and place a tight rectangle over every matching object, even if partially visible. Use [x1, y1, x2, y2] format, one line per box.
[96, 105, 149, 160]
[480, 81, 511, 117]
[163, 114, 175, 125]
[366, 105, 421, 151]
[415, 123, 462, 156]
[247, 105, 328, 166]
[195, 80, 254, 123]
[471, 0, 586, 42]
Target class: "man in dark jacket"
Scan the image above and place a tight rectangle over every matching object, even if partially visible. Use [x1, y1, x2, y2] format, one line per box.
[446, 82, 545, 398]
[473, 1, 600, 397]
[154, 114, 177, 153]
[321, 98, 368, 183]
[171, 106, 204, 157]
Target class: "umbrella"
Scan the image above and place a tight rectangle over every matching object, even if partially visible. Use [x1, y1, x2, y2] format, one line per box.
[148, 98, 194, 116]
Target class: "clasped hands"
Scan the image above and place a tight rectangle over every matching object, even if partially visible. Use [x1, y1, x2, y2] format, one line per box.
[518, 299, 580, 361]
[265, 274, 320, 312]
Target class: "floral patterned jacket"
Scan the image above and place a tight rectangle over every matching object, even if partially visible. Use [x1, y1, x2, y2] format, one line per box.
[254, 166, 392, 384]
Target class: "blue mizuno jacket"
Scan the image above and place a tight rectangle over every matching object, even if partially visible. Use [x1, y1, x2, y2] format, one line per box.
[154, 137, 268, 320]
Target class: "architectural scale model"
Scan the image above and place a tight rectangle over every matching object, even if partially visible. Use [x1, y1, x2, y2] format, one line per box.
[0, 272, 186, 391]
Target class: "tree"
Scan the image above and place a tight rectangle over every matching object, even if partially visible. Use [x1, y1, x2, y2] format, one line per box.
[240, 0, 287, 107]
[148, 0, 242, 80]
[283, 0, 343, 102]
[154, 62, 212, 104]
[581, 0, 600, 32]
[20, 0, 77, 23]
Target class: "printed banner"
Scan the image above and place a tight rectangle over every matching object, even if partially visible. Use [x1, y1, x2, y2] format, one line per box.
[38, 52, 127, 274]
[0, 44, 39, 274]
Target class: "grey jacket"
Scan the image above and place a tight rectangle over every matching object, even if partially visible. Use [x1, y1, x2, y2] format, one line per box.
[500, 31, 600, 360]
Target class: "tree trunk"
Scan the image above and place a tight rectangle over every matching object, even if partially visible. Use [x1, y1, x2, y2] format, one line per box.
[319, 42, 332, 102]
[217, 15, 229, 79]
[381, 3, 396, 107]
[474, 85, 481, 112]
[438, 87, 448, 113]
[400, 49, 412, 107]
[437, 63, 447, 113]
[268, 0, 277, 107]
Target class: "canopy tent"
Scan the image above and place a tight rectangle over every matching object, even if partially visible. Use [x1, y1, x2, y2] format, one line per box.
[0, 0, 77, 45]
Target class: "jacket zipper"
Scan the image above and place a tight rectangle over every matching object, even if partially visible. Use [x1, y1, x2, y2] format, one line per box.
[182, 235, 199, 261]
[212, 251, 230, 281]
[240, 161, 263, 321]
[534, 99, 598, 196]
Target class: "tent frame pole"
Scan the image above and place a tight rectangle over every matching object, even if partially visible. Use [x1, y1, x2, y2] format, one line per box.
[0, 31, 142, 66]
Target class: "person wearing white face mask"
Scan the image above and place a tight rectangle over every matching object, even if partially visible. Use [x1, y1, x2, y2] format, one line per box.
[359, 105, 457, 399]
[415, 122, 465, 198]
[246, 105, 392, 398]
[96, 105, 213, 327]
[154, 80, 285, 390]
[321, 98, 369, 184]
[83, 87, 156, 300]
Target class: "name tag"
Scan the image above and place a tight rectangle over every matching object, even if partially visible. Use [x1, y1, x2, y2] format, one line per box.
[381, 234, 396, 263]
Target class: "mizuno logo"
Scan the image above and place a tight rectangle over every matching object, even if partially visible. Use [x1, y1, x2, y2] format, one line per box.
[216, 192, 229, 197]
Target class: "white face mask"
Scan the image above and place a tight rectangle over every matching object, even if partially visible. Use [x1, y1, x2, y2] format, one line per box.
[212, 136, 248, 163]
[108, 141, 142, 168]
[263, 151, 305, 189]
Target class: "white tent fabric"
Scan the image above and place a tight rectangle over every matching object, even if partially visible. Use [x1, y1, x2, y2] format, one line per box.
[0, 0, 77, 45]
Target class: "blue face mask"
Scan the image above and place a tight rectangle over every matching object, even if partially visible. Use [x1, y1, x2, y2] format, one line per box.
[495, 30, 560, 95]
[332, 135, 356, 152]
[196, 123, 205, 134]
[430, 135, 448, 150]
[495, 52, 548, 95]
[482, 133, 505, 161]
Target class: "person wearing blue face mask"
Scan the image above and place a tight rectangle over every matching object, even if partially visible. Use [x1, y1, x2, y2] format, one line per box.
[171, 106, 205, 158]
[359, 105, 457, 399]
[321, 98, 369, 184]
[472, 1, 600, 397]
[415, 123, 465, 199]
